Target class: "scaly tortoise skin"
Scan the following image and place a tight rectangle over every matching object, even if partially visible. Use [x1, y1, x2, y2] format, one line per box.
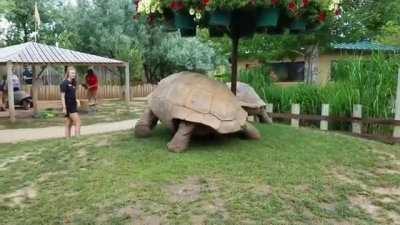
[227, 82, 272, 123]
[135, 72, 261, 153]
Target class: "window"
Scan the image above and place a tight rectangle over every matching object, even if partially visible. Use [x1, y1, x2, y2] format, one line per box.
[268, 62, 305, 82]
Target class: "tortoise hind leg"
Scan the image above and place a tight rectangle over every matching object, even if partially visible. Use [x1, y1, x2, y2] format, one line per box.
[167, 121, 195, 153]
[242, 122, 261, 140]
[134, 109, 158, 138]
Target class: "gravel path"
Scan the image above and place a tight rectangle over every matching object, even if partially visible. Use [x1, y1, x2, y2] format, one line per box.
[0, 119, 138, 144]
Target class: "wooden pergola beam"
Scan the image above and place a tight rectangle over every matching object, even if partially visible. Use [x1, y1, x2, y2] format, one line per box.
[124, 62, 130, 103]
[6, 61, 15, 122]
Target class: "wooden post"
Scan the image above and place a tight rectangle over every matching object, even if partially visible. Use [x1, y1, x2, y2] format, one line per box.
[320, 104, 329, 131]
[124, 62, 130, 103]
[352, 104, 362, 134]
[32, 65, 40, 116]
[394, 68, 400, 138]
[7, 61, 15, 123]
[291, 104, 300, 128]
[266, 103, 273, 123]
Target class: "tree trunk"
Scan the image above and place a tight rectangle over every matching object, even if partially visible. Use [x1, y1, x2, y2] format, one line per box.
[304, 45, 319, 84]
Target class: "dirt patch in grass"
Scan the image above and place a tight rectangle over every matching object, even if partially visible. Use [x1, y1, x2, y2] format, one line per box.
[376, 168, 400, 175]
[165, 177, 202, 203]
[332, 169, 368, 190]
[0, 153, 32, 171]
[252, 184, 273, 196]
[373, 187, 400, 196]
[190, 215, 207, 225]
[95, 138, 112, 147]
[387, 211, 400, 225]
[349, 195, 380, 216]
[0, 184, 37, 208]
[117, 203, 165, 225]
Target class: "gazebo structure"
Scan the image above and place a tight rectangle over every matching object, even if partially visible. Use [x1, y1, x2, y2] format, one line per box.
[0, 42, 130, 122]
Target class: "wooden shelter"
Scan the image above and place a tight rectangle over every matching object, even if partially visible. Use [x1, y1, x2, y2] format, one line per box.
[0, 42, 130, 122]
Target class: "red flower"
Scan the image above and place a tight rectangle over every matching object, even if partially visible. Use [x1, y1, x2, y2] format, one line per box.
[302, 0, 310, 7]
[318, 11, 326, 22]
[202, 0, 210, 5]
[271, 0, 279, 6]
[288, 1, 297, 12]
[170, 1, 185, 11]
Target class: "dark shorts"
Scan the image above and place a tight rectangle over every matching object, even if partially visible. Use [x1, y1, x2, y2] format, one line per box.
[65, 101, 78, 117]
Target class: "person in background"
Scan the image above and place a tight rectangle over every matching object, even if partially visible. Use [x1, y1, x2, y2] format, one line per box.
[4, 72, 21, 92]
[0, 75, 6, 111]
[22, 66, 33, 85]
[60, 66, 81, 138]
[85, 69, 98, 106]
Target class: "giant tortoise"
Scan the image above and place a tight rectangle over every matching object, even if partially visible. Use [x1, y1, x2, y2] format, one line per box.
[134, 72, 261, 153]
[227, 82, 272, 123]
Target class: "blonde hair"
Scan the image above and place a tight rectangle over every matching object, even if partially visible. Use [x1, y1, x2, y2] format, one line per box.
[64, 66, 76, 80]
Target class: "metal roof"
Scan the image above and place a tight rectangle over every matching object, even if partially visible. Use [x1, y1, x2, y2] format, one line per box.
[331, 41, 400, 53]
[0, 42, 126, 65]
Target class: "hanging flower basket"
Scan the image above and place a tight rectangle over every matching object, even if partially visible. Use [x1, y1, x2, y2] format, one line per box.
[256, 8, 280, 28]
[174, 11, 196, 29]
[290, 19, 306, 33]
[209, 10, 232, 27]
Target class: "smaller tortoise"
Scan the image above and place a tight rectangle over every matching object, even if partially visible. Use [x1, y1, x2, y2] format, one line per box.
[135, 72, 261, 153]
[227, 82, 272, 123]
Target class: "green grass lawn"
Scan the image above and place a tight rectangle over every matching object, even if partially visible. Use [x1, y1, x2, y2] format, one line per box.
[0, 100, 146, 130]
[0, 124, 399, 225]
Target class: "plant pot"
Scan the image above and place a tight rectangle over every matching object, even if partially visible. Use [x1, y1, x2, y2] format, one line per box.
[209, 10, 232, 27]
[180, 28, 196, 37]
[256, 8, 280, 28]
[209, 27, 225, 37]
[174, 11, 195, 29]
[290, 20, 306, 33]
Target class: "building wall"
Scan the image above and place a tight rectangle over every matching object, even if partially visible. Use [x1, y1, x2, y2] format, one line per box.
[238, 52, 370, 86]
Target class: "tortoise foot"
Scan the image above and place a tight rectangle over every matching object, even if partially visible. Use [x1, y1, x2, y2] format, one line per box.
[242, 122, 261, 140]
[167, 121, 195, 153]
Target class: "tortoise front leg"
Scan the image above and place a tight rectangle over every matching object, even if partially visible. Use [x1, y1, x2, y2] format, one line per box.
[242, 122, 261, 140]
[167, 121, 195, 153]
[134, 109, 158, 138]
[258, 108, 273, 124]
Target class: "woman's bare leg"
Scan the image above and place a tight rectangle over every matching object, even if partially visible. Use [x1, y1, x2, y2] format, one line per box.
[64, 117, 72, 138]
[69, 113, 81, 136]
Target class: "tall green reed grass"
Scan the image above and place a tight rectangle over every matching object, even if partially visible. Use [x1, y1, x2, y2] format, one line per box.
[239, 54, 399, 133]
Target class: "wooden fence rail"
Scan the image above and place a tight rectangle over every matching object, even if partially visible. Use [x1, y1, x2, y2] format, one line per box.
[267, 103, 400, 144]
[22, 84, 156, 100]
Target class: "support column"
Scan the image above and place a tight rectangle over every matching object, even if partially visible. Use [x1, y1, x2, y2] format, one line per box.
[32, 65, 40, 116]
[124, 62, 130, 103]
[7, 61, 15, 122]
[394, 68, 400, 138]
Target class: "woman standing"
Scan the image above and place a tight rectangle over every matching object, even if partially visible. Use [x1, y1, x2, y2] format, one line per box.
[60, 66, 81, 138]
